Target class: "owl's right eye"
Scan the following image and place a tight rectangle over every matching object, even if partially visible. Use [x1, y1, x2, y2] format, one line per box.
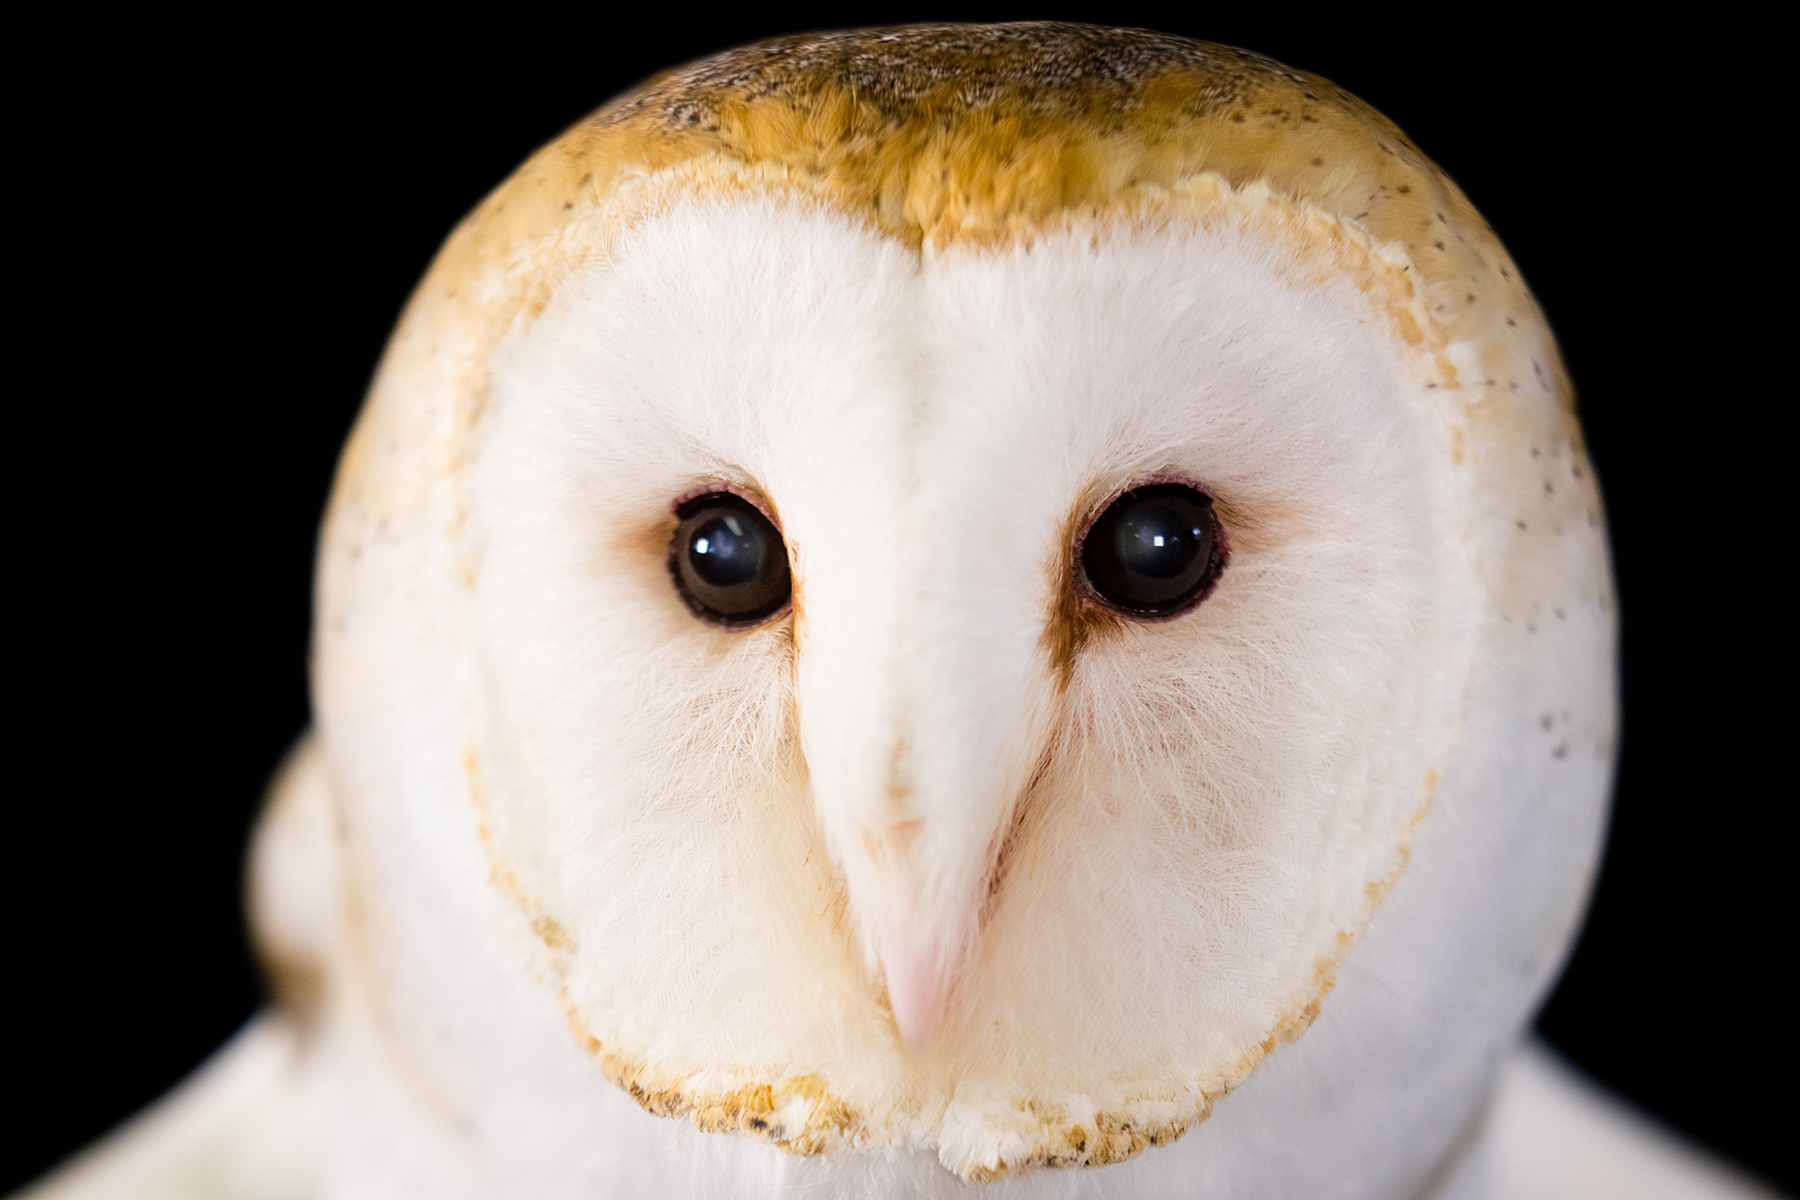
[668, 492, 792, 627]
[1078, 482, 1226, 618]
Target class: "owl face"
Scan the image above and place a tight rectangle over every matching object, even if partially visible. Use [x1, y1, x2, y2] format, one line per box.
[454, 171, 1474, 1164]
[310, 24, 1614, 1192]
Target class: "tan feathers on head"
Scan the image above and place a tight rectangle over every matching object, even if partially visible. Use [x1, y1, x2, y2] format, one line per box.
[425, 23, 1549, 382]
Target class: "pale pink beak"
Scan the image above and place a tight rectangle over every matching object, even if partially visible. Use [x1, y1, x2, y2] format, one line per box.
[880, 932, 957, 1053]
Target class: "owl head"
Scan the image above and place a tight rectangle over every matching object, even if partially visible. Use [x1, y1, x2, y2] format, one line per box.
[283, 22, 1615, 1195]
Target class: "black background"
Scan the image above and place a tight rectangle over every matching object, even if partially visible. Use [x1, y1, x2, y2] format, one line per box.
[9, 9, 1789, 1194]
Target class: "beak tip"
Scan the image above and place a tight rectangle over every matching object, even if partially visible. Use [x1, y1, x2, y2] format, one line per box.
[882, 944, 950, 1056]
[892, 1000, 942, 1058]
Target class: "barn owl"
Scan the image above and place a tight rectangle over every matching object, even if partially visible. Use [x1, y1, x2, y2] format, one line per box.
[26, 22, 1774, 1200]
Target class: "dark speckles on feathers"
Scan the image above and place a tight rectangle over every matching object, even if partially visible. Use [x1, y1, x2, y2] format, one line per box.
[598, 23, 1311, 132]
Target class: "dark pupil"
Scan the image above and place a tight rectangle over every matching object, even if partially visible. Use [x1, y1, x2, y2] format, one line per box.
[670, 494, 791, 625]
[688, 513, 764, 586]
[1113, 502, 1201, 579]
[1080, 483, 1222, 616]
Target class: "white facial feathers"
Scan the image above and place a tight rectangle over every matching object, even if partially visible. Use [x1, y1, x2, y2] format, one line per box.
[457, 178, 1481, 1169]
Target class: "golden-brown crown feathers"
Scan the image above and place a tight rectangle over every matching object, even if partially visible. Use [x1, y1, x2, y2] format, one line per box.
[431, 21, 1548, 383]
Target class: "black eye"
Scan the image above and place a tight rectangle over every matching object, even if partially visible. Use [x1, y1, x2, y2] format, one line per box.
[669, 492, 791, 627]
[1078, 483, 1226, 618]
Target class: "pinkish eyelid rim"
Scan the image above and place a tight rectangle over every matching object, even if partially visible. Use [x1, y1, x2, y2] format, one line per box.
[671, 481, 785, 531]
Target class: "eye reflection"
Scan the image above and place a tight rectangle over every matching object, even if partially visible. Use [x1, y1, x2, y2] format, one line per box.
[669, 493, 791, 626]
[1080, 483, 1225, 617]
[688, 513, 766, 588]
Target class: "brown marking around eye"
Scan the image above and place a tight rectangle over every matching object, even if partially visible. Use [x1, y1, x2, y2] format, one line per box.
[611, 509, 680, 563]
[604, 507, 691, 628]
[1045, 556, 1122, 693]
[1207, 493, 1300, 555]
[1043, 490, 1124, 692]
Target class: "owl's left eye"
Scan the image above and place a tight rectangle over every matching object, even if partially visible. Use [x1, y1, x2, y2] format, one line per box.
[668, 492, 791, 627]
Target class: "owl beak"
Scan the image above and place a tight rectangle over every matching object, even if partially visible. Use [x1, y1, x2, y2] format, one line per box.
[855, 817, 968, 1053]
[879, 925, 954, 1053]
[801, 699, 1050, 1057]
[789, 504, 1058, 1058]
